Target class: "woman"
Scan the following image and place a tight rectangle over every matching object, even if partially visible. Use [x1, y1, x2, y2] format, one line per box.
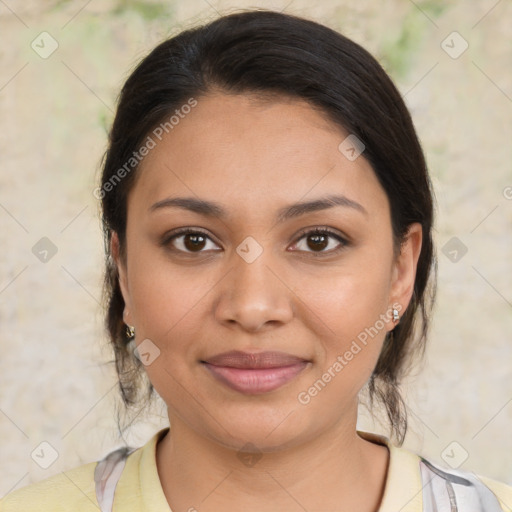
[2, 9, 511, 512]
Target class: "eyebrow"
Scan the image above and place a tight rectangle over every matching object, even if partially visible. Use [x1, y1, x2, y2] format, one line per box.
[149, 194, 368, 222]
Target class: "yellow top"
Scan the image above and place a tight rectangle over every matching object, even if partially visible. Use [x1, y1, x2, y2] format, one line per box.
[1, 428, 511, 511]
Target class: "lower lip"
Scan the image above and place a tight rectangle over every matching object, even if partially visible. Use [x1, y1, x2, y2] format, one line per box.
[203, 362, 309, 394]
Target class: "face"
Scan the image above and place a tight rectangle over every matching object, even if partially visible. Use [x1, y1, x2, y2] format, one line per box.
[113, 92, 422, 452]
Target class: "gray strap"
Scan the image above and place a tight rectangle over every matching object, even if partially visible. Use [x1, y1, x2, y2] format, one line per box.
[94, 446, 134, 512]
[420, 457, 504, 512]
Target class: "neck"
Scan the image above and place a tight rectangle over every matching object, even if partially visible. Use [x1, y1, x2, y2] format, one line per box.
[155, 411, 389, 512]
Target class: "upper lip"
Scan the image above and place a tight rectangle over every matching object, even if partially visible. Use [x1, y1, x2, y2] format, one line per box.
[202, 351, 308, 369]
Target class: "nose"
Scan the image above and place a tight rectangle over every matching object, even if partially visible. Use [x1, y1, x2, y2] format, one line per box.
[214, 248, 294, 332]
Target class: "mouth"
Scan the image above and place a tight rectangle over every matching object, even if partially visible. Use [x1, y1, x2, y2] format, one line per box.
[201, 351, 310, 394]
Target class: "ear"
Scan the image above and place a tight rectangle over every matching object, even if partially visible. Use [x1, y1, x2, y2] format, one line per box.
[389, 223, 423, 319]
[111, 231, 132, 325]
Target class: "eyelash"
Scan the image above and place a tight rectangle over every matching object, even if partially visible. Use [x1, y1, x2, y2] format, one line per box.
[161, 227, 349, 257]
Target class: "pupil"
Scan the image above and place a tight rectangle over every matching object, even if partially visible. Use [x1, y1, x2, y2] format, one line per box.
[308, 234, 327, 251]
[185, 234, 206, 251]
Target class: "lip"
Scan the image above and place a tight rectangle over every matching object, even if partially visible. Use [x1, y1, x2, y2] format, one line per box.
[201, 351, 310, 394]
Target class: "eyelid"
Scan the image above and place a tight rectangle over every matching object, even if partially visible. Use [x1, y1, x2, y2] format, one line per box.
[293, 226, 349, 243]
[161, 227, 220, 251]
[290, 226, 349, 254]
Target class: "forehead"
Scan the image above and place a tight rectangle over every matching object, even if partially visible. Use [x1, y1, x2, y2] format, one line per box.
[129, 92, 389, 222]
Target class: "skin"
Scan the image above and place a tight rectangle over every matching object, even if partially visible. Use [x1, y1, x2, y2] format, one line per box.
[112, 92, 422, 512]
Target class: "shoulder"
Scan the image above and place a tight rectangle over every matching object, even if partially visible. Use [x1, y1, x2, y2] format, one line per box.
[1, 428, 168, 512]
[411, 450, 512, 512]
[0, 461, 99, 512]
[358, 431, 512, 512]
[476, 474, 512, 512]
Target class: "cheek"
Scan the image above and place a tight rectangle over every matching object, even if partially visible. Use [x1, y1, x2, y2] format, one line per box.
[294, 260, 392, 338]
[128, 255, 212, 342]
[289, 258, 393, 392]
[126, 251, 211, 399]
[128, 239, 393, 344]
[292, 279, 391, 408]
[125, 226, 394, 385]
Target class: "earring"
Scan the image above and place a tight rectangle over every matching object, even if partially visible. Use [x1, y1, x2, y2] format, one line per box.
[392, 308, 400, 324]
[126, 324, 135, 338]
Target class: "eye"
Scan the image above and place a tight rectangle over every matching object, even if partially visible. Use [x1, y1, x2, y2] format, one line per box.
[291, 227, 349, 255]
[161, 226, 349, 256]
[162, 228, 220, 253]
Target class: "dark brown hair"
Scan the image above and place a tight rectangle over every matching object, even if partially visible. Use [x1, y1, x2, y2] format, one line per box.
[99, 9, 437, 444]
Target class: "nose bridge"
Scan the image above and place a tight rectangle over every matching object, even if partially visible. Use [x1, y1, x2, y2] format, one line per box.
[214, 236, 293, 330]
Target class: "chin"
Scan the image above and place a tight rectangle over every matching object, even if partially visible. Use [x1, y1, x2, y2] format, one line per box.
[200, 403, 316, 453]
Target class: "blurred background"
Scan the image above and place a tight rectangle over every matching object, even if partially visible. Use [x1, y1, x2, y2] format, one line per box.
[1, 0, 511, 496]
